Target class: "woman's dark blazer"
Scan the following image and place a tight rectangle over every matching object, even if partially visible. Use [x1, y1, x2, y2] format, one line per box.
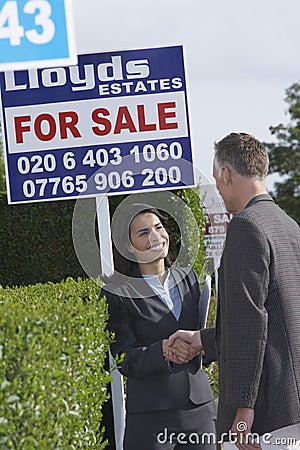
[101, 266, 214, 413]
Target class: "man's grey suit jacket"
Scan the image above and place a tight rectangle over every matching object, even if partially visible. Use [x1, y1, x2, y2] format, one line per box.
[202, 195, 300, 437]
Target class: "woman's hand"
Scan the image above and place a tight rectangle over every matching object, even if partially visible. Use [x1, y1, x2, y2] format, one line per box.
[162, 338, 200, 364]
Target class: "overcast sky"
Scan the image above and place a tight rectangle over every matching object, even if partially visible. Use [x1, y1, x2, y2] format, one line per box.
[73, 0, 300, 190]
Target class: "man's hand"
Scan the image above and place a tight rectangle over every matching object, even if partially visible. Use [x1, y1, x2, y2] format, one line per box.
[162, 330, 203, 364]
[163, 337, 199, 363]
[231, 408, 261, 450]
[169, 330, 203, 352]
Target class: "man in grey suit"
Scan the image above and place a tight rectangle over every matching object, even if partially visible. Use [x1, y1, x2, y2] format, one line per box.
[168, 132, 300, 449]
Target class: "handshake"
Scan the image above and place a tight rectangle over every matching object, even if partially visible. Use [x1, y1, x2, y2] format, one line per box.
[162, 330, 204, 364]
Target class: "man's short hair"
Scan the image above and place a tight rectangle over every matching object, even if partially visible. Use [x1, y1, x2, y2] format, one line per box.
[214, 132, 269, 180]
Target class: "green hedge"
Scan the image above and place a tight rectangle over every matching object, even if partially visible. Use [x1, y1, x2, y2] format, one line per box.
[0, 277, 112, 449]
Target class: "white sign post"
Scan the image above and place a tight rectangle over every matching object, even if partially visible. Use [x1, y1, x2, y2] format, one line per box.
[0, 0, 77, 71]
[96, 195, 125, 449]
[96, 195, 114, 279]
[0, 45, 194, 449]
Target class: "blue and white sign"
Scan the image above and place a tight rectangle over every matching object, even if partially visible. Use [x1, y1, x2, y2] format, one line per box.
[0, 45, 195, 204]
[0, 0, 77, 71]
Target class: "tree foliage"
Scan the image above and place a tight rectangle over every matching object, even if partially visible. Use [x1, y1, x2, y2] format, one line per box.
[264, 83, 300, 224]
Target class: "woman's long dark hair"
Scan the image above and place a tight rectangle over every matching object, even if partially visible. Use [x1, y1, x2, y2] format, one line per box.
[111, 203, 172, 278]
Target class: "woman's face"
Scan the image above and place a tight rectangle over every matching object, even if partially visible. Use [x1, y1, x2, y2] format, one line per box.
[129, 212, 169, 264]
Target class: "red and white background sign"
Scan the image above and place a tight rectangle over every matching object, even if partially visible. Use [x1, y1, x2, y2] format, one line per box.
[204, 212, 234, 259]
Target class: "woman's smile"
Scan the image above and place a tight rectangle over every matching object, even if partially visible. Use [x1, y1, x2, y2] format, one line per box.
[147, 240, 166, 251]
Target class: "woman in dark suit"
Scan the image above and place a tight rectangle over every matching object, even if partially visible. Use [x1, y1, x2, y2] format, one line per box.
[101, 202, 216, 449]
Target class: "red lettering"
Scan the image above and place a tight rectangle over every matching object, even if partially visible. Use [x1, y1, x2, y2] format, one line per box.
[34, 113, 56, 141]
[114, 106, 137, 134]
[14, 115, 31, 144]
[92, 108, 112, 136]
[137, 104, 156, 132]
[59, 111, 81, 139]
[158, 102, 178, 130]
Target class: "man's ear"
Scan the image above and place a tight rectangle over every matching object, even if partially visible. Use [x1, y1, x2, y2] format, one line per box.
[221, 166, 233, 186]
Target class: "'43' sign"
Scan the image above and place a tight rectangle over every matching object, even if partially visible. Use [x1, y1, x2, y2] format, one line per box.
[0, 0, 77, 70]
